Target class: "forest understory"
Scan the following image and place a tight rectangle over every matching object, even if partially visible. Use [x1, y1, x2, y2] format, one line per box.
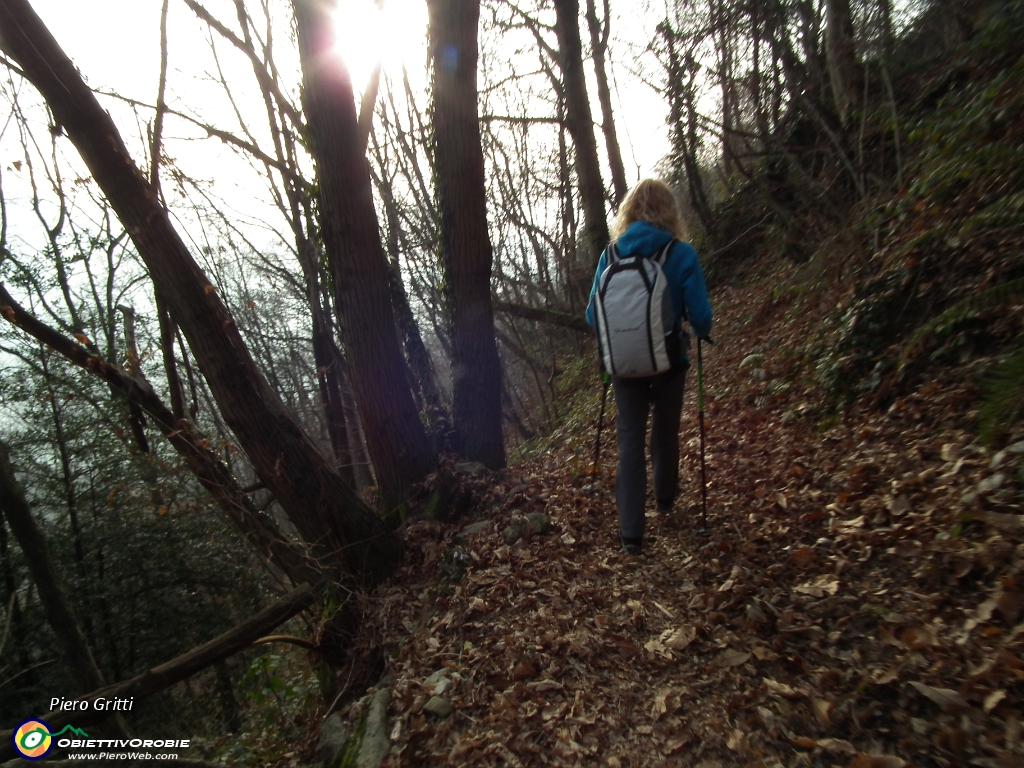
[4, 1, 1024, 766]
[223, 250, 1024, 768]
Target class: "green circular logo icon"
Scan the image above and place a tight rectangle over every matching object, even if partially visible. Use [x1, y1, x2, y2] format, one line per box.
[13, 719, 54, 760]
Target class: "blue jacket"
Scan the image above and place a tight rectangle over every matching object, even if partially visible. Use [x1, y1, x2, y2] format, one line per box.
[586, 221, 713, 352]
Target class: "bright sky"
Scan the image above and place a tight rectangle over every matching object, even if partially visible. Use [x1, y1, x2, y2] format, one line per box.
[26, 0, 671, 184]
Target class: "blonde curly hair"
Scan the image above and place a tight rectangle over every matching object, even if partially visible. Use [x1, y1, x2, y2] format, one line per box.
[610, 179, 689, 241]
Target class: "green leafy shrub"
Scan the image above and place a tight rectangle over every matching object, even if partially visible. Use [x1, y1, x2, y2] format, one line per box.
[978, 346, 1024, 445]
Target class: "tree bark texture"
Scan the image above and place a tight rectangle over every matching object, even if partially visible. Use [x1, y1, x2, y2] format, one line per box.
[0, 437, 107, 695]
[292, 0, 436, 508]
[826, 0, 861, 124]
[427, 0, 506, 469]
[552, 0, 611, 266]
[0, 583, 316, 764]
[0, 0, 400, 585]
[585, 0, 628, 206]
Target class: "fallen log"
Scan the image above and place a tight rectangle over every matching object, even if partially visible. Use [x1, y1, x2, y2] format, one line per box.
[0, 583, 316, 763]
[493, 300, 591, 333]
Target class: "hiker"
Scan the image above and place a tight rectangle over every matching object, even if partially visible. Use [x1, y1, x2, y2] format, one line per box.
[585, 179, 712, 554]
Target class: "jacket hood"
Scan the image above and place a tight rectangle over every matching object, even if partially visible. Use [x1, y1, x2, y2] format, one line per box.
[614, 221, 675, 256]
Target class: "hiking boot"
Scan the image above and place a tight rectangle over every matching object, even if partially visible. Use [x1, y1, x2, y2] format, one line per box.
[655, 499, 674, 513]
[620, 536, 643, 555]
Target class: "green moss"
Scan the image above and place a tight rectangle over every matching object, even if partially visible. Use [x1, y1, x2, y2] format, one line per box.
[335, 706, 368, 768]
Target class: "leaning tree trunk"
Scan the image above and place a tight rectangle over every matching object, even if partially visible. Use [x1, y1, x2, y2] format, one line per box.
[0, 0, 400, 585]
[427, 0, 506, 470]
[292, 0, 436, 511]
[553, 0, 610, 265]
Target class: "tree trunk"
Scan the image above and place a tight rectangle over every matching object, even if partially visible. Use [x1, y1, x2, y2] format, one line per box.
[292, 0, 436, 511]
[585, 0, 628, 207]
[825, 0, 861, 124]
[427, 0, 506, 470]
[552, 0, 610, 266]
[659, 23, 715, 238]
[0, 0, 400, 585]
[0, 437, 107, 695]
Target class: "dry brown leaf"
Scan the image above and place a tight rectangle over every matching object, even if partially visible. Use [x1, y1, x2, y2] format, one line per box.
[817, 737, 856, 755]
[652, 687, 673, 719]
[963, 596, 998, 636]
[984, 689, 1007, 713]
[747, 601, 768, 623]
[909, 681, 968, 710]
[644, 638, 669, 657]
[997, 589, 1024, 624]
[901, 626, 936, 650]
[614, 638, 638, 658]
[726, 729, 749, 752]
[511, 658, 536, 681]
[886, 494, 911, 516]
[794, 573, 839, 597]
[789, 735, 817, 750]
[662, 736, 690, 756]
[790, 547, 817, 567]
[664, 625, 696, 650]
[764, 678, 808, 698]
[941, 443, 963, 461]
[715, 648, 751, 667]
[870, 666, 900, 685]
[850, 754, 907, 768]
[541, 702, 567, 722]
[527, 680, 562, 693]
[812, 697, 833, 727]
[466, 596, 488, 615]
[879, 624, 903, 648]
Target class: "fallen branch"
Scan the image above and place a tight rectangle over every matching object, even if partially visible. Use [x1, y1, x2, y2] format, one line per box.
[494, 300, 591, 333]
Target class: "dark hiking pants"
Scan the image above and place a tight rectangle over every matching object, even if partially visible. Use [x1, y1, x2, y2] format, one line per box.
[612, 369, 687, 541]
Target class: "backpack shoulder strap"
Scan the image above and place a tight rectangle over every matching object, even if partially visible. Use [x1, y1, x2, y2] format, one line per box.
[606, 242, 619, 264]
[652, 239, 676, 265]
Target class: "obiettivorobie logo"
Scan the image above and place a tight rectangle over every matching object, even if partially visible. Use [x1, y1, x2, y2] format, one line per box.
[12, 716, 191, 761]
[11, 720, 87, 760]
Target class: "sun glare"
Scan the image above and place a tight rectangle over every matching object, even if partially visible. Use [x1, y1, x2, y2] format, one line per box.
[331, 0, 428, 96]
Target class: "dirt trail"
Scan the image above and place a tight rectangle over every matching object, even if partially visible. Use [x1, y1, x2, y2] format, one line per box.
[353, 269, 1023, 767]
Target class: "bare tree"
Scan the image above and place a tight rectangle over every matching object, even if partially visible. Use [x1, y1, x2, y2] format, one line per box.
[0, 0, 400, 584]
[428, 0, 506, 469]
[291, 0, 437, 510]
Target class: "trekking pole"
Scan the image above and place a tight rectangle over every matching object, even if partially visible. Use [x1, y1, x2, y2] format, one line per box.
[592, 372, 611, 473]
[696, 337, 713, 532]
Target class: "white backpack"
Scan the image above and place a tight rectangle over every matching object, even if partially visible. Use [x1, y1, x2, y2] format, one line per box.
[594, 240, 678, 378]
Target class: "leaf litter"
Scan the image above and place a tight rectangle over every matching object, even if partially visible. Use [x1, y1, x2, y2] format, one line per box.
[342, 268, 1024, 767]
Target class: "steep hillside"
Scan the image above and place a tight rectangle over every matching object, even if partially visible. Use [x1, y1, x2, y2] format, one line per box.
[188, 6, 1024, 767]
